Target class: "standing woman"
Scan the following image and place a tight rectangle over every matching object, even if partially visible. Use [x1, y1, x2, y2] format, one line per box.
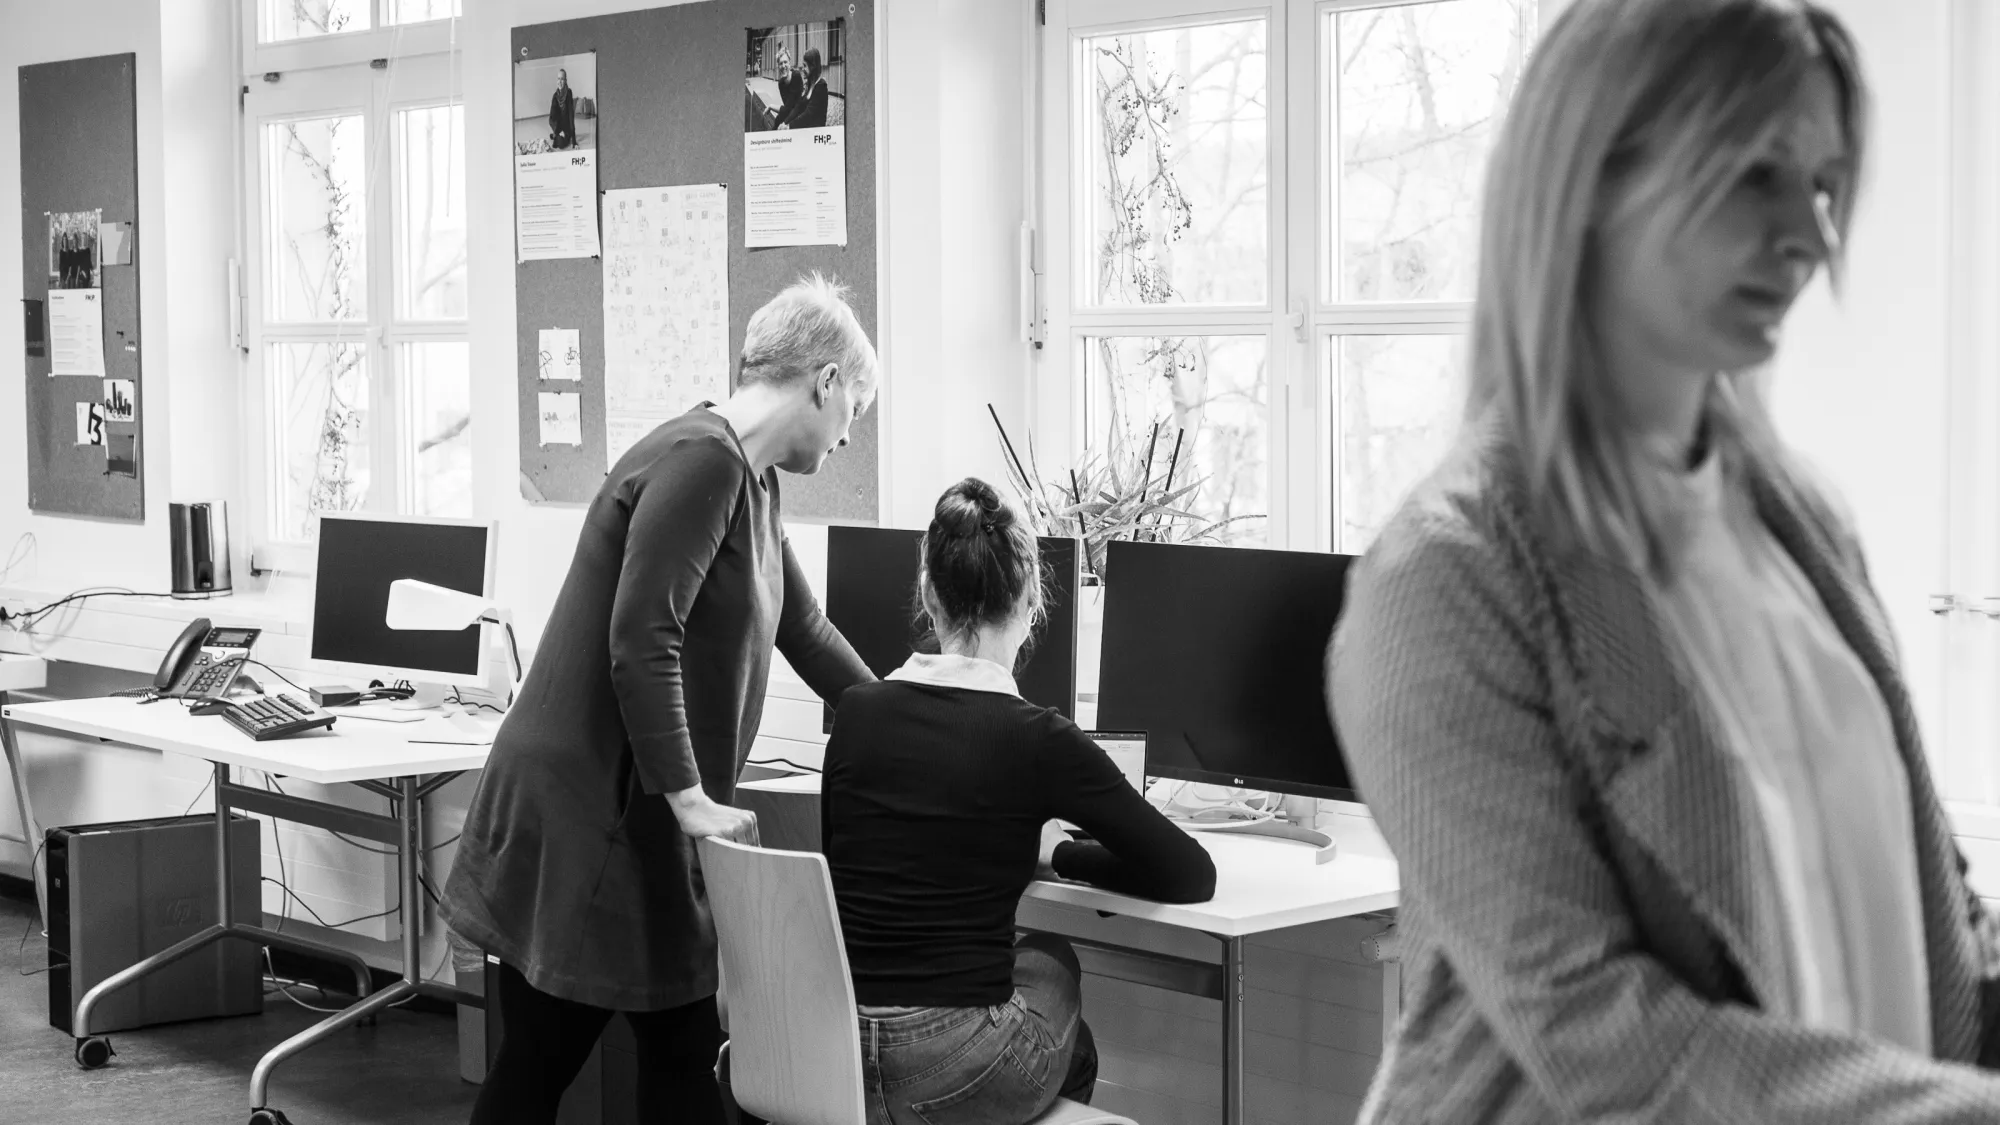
[446, 276, 880, 1124]
[1329, 1, 2000, 1121]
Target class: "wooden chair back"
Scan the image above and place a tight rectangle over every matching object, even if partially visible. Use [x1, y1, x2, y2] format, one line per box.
[700, 836, 867, 1125]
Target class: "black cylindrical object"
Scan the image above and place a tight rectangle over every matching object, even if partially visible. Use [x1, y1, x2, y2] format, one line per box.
[169, 502, 232, 598]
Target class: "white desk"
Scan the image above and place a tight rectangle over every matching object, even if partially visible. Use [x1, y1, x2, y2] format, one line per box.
[0, 694, 497, 1124]
[0, 653, 50, 931]
[735, 773, 1401, 1125]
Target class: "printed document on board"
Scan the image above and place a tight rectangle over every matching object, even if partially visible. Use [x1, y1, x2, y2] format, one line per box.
[744, 128, 847, 248]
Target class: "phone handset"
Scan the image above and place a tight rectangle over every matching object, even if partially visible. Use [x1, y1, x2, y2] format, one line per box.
[153, 617, 212, 695]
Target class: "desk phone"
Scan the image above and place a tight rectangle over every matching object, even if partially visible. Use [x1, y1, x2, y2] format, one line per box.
[153, 618, 262, 703]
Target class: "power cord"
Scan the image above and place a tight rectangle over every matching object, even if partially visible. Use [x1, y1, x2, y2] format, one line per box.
[746, 756, 821, 775]
[0, 589, 175, 631]
[251, 771, 457, 1008]
[446, 687, 505, 715]
[242, 659, 311, 697]
[15, 839, 48, 977]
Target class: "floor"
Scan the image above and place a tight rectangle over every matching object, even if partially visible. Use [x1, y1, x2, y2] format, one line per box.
[1, 886, 480, 1125]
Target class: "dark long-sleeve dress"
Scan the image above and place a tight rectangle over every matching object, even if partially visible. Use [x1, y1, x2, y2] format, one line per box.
[549, 87, 576, 149]
[442, 405, 873, 1011]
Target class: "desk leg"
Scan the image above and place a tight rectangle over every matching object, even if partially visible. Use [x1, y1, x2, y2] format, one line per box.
[248, 775, 480, 1114]
[1221, 935, 1244, 1125]
[0, 690, 47, 936]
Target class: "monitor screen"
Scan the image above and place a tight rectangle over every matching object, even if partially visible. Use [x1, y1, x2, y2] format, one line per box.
[310, 515, 493, 681]
[824, 526, 1080, 726]
[1096, 539, 1358, 802]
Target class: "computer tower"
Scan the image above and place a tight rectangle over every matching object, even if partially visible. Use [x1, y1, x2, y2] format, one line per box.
[47, 813, 263, 1034]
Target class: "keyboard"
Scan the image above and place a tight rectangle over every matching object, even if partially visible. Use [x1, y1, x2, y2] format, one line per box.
[219, 694, 338, 741]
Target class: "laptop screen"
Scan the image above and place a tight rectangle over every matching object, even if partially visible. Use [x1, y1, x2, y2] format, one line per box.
[1085, 730, 1147, 795]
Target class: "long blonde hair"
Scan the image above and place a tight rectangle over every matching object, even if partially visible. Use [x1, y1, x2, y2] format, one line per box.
[1469, 0, 1868, 571]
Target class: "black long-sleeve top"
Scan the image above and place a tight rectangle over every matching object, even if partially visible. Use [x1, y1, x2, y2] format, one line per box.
[822, 659, 1217, 1007]
[443, 406, 873, 1010]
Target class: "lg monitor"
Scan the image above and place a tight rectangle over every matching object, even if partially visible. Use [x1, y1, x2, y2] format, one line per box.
[309, 513, 497, 693]
[823, 526, 1081, 727]
[1096, 539, 1358, 802]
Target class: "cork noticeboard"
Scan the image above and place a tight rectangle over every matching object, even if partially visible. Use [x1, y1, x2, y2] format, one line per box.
[18, 53, 143, 520]
[514, 1, 878, 522]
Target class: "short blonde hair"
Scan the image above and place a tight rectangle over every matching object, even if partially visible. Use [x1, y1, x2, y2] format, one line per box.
[1469, 0, 1867, 570]
[738, 273, 879, 392]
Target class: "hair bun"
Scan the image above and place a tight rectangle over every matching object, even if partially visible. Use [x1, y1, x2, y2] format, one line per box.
[938, 477, 1010, 538]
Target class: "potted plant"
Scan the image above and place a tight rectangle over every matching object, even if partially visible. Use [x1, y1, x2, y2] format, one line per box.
[986, 405, 1263, 696]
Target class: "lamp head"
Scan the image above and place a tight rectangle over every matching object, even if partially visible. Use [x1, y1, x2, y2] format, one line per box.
[385, 579, 492, 632]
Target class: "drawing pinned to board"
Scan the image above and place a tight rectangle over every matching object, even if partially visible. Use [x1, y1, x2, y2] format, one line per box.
[101, 379, 134, 422]
[514, 51, 601, 261]
[538, 391, 582, 446]
[105, 430, 137, 477]
[602, 184, 731, 470]
[48, 210, 102, 288]
[75, 402, 104, 446]
[743, 21, 848, 247]
[538, 327, 582, 381]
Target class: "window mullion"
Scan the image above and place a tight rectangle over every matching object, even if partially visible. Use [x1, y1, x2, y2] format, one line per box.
[368, 67, 401, 514]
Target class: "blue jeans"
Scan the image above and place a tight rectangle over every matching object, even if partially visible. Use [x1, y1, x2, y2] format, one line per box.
[859, 934, 1099, 1125]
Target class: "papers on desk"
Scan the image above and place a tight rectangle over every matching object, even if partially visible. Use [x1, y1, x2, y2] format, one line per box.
[405, 712, 498, 746]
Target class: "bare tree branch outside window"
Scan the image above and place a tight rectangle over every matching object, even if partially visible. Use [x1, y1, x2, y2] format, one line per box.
[1086, 22, 1271, 548]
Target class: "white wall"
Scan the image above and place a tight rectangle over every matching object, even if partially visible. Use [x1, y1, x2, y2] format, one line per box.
[0, 0, 174, 593]
[1767, 0, 1956, 781]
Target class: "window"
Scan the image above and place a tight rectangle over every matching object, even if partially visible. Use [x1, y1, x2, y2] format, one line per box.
[241, 3, 466, 558]
[1042, 0, 1542, 554]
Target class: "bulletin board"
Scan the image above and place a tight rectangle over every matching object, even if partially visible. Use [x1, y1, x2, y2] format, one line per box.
[17, 53, 143, 520]
[513, 1, 879, 522]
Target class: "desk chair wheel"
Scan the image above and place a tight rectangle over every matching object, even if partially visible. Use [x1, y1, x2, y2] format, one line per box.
[248, 1108, 293, 1125]
[73, 1036, 113, 1069]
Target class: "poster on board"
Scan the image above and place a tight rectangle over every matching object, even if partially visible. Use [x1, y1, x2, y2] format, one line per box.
[743, 21, 848, 247]
[601, 184, 731, 471]
[514, 51, 601, 261]
[48, 210, 101, 288]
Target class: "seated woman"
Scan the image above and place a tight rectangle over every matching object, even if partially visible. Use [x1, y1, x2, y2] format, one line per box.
[821, 478, 1218, 1125]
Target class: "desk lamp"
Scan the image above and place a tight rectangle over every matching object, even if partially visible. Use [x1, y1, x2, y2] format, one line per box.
[384, 579, 522, 709]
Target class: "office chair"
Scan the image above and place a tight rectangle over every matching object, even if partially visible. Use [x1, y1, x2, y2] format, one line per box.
[698, 837, 1137, 1125]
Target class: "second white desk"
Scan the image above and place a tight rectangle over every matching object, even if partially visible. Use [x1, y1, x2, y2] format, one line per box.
[735, 772, 1400, 1125]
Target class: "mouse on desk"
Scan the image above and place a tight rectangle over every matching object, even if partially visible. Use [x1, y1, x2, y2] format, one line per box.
[189, 700, 233, 717]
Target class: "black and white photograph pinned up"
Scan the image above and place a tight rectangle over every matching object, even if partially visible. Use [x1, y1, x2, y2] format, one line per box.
[744, 21, 846, 133]
[742, 20, 849, 247]
[515, 52, 597, 155]
[48, 209, 101, 289]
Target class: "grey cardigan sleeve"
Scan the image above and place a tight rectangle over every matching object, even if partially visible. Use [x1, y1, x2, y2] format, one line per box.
[1329, 522, 2000, 1123]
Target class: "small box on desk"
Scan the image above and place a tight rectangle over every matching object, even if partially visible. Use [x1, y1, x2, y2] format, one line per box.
[47, 814, 263, 1034]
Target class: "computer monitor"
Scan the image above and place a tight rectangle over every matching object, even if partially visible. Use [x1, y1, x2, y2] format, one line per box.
[309, 513, 497, 691]
[1096, 539, 1358, 802]
[823, 526, 1080, 727]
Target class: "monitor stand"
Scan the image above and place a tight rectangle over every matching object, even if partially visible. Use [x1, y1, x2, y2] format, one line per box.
[392, 682, 451, 711]
[1182, 818, 1338, 864]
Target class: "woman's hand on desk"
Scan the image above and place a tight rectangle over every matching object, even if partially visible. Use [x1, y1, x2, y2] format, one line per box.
[667, 787, 760, 845]
[1035, 820, 1071, 881]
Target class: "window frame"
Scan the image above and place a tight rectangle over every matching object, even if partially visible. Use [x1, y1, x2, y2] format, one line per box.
[1039, 0, 1550, 556]
[240, 33, 467, 574]
[1041, 0, 1296, 549]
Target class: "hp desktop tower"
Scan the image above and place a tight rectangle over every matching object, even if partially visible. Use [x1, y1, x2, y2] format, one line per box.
[47, 814, 263, 1034]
